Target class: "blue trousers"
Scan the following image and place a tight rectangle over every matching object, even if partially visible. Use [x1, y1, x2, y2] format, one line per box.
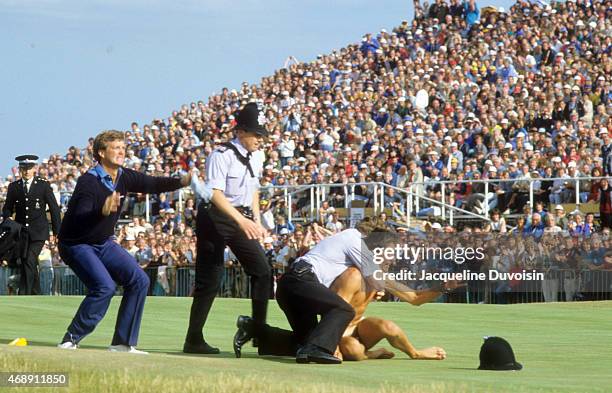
[58, 239, 149, 346]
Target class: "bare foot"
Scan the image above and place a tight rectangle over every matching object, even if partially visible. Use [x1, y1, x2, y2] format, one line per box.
[415, 347, 446, 360]
[366, 348, 395, 359]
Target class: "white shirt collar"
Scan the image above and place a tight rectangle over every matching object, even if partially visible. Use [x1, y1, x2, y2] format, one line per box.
[231, 138, 249, 157]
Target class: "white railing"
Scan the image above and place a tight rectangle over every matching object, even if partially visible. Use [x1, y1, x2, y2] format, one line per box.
[47, 176, 607, 226]
[252, 175, 606, 226]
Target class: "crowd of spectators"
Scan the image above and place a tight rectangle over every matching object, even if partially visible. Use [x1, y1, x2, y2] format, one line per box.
[2, 206, 611, 302]
[384, 229, 612, 304]
[1, 0, 611, 299]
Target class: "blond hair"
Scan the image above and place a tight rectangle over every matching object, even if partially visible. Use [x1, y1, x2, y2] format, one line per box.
[93, 130, 124, 162]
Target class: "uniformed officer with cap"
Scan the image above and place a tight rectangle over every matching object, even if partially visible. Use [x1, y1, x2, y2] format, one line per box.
[184, 102, 271, 354]
[1, 155, 61, 295]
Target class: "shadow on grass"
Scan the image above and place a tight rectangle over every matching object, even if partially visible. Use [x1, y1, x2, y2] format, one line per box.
[158, 350, 238, 359]
[256, 355, 300, 364]
[447, 367, 479, 371]
[149, 350, 298, 363]
[1, 342, 264, 360]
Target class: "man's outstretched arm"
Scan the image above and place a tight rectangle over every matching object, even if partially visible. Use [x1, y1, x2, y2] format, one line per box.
[384, 280, 461, 306]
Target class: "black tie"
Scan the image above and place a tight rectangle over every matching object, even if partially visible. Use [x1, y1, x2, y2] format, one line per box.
[23, 180, 29, 195]
[245, 152, 254, 177]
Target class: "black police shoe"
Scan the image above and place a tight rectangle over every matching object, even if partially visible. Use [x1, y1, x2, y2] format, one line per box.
[183, 341, 220, 355]
[233, 315, 253, 358]
[296, 344, 341, 364]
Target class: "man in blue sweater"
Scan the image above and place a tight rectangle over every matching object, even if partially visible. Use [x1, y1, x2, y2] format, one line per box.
[57, 130, 190, 354]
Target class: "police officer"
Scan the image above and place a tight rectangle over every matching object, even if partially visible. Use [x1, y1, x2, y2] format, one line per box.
[1, 155, 61, 295]
[184, 103, 271, 354]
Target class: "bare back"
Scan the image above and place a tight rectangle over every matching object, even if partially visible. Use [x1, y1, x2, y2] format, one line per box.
[330, 267, 377, 324]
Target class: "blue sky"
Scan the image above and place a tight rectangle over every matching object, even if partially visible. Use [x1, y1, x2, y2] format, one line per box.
[1, 0, 514, 177]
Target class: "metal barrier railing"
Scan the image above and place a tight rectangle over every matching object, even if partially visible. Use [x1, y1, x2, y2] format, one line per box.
[445, 268, 612, 304]
[257, 176, 607, 228]
[40, 176, 607, 229]
[2, 266, 610, 303]
[256, 181, 493, 226]
[0, 266, 254, 298]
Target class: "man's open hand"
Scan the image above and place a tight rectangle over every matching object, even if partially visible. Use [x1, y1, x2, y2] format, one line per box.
[102, 192, 121, 216]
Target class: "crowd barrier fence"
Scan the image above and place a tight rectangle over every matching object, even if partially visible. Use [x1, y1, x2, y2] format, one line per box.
[1, 266, 610, 303]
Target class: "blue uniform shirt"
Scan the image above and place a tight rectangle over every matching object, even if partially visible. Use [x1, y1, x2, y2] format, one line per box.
[206, 138, 264, 207]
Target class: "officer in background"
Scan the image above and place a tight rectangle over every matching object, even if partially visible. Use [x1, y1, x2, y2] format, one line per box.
[1, 155, 61, 295]
[184, 103, 271, 354]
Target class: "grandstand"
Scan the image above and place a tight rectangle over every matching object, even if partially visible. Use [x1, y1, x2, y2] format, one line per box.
[1, 0, 611, 302]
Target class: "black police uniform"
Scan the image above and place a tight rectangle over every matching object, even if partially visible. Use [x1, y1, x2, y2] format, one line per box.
[1, 156, 61, 295]
[184, 103, 271, 354]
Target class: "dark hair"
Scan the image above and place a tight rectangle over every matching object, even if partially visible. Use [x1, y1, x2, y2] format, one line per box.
[356, 217, 394, 236]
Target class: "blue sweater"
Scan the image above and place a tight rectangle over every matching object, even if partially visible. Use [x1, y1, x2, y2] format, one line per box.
[59, 168, 182, 245]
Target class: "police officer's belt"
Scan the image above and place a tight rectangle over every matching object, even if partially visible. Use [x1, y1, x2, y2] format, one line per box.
[288, 259, 314, 275]
[235, 206, 254, 220]
[210, 205, 254, 220]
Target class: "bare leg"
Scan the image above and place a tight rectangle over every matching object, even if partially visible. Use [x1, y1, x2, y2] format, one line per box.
[339, 336, 367, 361]
[339, 336, 394, 361]
[366, 347, 395, 359]
[356, 317, 446, 360]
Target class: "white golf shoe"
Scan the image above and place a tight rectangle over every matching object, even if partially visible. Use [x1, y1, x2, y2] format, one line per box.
[57, 341, 78, 350]
[108, 344, 148, 355]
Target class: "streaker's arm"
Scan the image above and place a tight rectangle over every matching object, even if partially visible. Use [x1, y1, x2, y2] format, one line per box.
[387, 279, 464, 306]
[384, 280, 442, 306]
[329, 268, 363, 362]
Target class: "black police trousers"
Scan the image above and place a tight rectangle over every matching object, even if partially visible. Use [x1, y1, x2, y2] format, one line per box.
[19, 240, 44, 295]
[185, 203, 271, 345]
[270, 261, 355, 355]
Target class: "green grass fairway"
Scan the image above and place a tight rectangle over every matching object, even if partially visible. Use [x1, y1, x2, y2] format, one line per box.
[1, 297, 611, 393]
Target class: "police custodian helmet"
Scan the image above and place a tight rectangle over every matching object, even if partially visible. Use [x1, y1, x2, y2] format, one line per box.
[478, 336, 523, 371]
[235, 103, 268, 137]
